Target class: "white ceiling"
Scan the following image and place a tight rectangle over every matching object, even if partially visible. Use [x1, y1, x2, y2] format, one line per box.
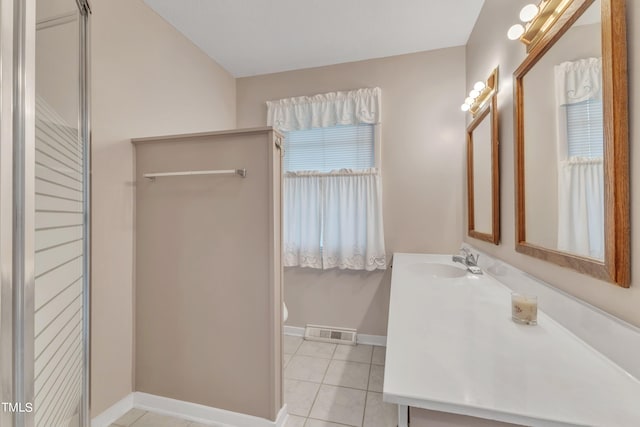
[143, 0, 485, 78]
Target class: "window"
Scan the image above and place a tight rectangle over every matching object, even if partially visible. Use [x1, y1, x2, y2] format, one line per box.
[268, 87, 385, 271]
[554, 59, 604, 259]
[283, 124, 375, 172]
[565, 98, 604, 158]
[282, 124, 385, 271]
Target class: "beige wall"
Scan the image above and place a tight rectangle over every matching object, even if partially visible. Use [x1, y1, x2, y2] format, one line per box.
[465, 0, 640, 327]
[90, 0, 236, 416]
[133, 130, 282, 420]
[237, 48, 467, 335]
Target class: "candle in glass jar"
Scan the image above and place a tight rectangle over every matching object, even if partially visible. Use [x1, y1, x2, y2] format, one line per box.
[511, 293, 537, 325]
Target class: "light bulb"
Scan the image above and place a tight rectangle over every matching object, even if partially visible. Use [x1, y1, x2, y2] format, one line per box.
[470, 90, 480, 98]
[520, 4, 539, 22]
[507, 24, 525, 40]
[474, 81, 486, 91]
[461, 103, 470, 112]
[465, 97, 474, 105]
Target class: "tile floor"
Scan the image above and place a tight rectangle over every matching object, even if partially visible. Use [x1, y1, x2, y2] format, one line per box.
[283, 335, 396, 427]
[110, 408, 216, 427]
[110, 337, 395, 427]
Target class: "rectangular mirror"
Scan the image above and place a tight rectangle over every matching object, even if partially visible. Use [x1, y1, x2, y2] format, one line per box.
[514, 0, 629, 286]
[467, 93, 499, 244]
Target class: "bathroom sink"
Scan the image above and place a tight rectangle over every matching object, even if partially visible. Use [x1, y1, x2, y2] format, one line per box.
[405, 262, 468, 278]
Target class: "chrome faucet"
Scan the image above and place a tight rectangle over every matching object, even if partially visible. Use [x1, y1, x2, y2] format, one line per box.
[452, 248, 483, 274]
[461, 247, 479, 266]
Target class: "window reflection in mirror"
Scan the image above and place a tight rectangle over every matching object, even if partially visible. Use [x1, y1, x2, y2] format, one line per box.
[523, 0, 603, 260]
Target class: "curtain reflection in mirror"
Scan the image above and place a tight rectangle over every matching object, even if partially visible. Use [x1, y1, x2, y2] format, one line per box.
[554, 58, 604, 259]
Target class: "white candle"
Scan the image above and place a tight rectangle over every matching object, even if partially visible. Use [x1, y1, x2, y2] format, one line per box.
[512, 293, 538, 325]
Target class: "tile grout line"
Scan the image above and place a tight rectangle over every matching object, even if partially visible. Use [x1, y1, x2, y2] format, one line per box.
[286, 378, 373, 393]
[122, 409, 148, 427]
[289, 340, 337, 421]
[312, 343, 364, 426]
[361, 346, 375, 427]
[332, 344, 370, 427]
[324, 345, 372, 391]
[306, 416, 361, 427]
[318, 342, 337, 389]
[286, 341, 381, 426]
[292, 337, 303, 355]
[305, 343, 336, 422]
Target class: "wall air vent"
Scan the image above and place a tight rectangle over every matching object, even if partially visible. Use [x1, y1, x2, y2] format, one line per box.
[304, 324, 357, 346]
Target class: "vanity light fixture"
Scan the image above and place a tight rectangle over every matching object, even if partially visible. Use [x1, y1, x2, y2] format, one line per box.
[473, 81, 486, 91]
[507, 0, 574, 52]
[460, 68, 498, 116]
[507, 24, 525, 40]
[520, 4, 540, 22]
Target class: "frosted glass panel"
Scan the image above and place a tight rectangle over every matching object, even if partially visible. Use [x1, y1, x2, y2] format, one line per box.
[35, 1, 83, 426]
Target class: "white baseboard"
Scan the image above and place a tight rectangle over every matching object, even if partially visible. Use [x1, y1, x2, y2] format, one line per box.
[273, 405, 288, 427]
[284, 325, 386, 347]
[92, 392, 287, 427]
[91, 394, 134, 427]
[283, 325, 305, 336]
[357, 334, 387, 347]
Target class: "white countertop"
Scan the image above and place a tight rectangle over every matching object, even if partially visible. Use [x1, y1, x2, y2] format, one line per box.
[383, 253, 640, 427]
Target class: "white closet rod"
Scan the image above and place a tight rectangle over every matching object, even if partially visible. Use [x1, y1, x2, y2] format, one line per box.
[144, 168, 247, 180]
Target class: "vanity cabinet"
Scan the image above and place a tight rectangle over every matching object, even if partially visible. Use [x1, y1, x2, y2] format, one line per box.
[409, 408, 522, 427]
[384, 253, 640, 427]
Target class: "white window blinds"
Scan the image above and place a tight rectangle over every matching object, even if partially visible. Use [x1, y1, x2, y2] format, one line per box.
[566, 99, 604, 158]
[283, 124, 374, 172]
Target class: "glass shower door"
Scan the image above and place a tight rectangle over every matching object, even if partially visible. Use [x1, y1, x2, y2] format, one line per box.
[0, 0, 89, 425]
[33, 0, 89, 426]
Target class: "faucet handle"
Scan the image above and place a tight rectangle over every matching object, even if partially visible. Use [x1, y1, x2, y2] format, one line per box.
[461, 248, 478, 265]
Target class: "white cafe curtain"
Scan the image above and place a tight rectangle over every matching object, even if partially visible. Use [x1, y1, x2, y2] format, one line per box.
[283, 169, 386, 271]
[556, 158, 604, 259]
[283, 171, 323, 269]
[267, 87, 381, 132]
[554, 58, 604, 259]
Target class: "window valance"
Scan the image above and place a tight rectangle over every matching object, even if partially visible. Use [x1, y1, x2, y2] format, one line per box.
[266, 87, 381, 132]
[554, 57, 602, 106]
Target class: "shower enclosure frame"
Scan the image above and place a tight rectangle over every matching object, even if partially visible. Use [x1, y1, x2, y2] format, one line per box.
[0, 0, 91, 426]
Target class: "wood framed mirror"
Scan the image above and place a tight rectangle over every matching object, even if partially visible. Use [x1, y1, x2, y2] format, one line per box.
[467, 89, 499, 244]
[514, 0, 629, 286]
